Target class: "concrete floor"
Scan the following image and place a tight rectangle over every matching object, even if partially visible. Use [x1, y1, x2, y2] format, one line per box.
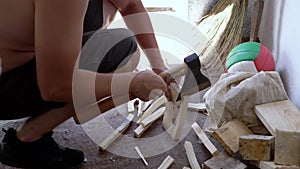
[0, 102, 220, 169]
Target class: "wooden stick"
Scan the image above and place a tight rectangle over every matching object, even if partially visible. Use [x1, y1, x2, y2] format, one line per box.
[183, 167, 191, 169]
[127, 99, 138, 113]
[134, 146, 148, 166]
[134, 125, 148, 138]
[137, 95, 166, 124]
[134, 107, 165, 138]
[142, 99, 154, 112]
[170, 82, 181, 103]
[169, 96, 190, 140]
[192, 122, 219, 156]
[162, 102, 179, 130]
[99, 112, 135, 150]
[184, 141, 201, 169]
[137, 100, 144, 117]
[141, 107, 165, 127]
[157, 155, 174, 169]
[188, 103, 206, 112]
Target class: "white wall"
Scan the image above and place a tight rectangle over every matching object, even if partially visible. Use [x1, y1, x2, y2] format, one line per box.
[259, 0, 300, 108]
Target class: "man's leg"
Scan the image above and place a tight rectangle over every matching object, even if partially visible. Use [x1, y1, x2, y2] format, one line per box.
[80, 28, 140, 73]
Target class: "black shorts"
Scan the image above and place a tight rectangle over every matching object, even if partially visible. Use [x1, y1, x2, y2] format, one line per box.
[0, 0, 137, 120]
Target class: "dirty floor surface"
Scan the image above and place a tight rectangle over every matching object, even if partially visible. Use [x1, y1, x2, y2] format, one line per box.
[0, 103, 219, 169]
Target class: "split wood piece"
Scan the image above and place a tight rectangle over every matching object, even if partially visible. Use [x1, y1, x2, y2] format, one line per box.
[137, 100, 144, 117]
[184, 141, 201, 169]
[250, 0, 264, 42]
[203, 152, 247, 169]
[188, 103, 207, 112]
[141, 107, 165, 127]
[134, 146, 148, 166]
[127, 99, 138, 113]
[137, 95, 166, 124]
[212, 119, 253, 155]
[183, 167, 191, 169]
[239, 135, 274, 161]
[134, 107, 165, 138]
[162, 102, 179, 131]
[157, 155, 174, 169]
[254, 100, 300, 136]
[260, 161, 300, 169]
[142, 99, 154, 112]
[134, 125, 147, 138]
[99, 112, 135, 150]
[164, 96, 190, 141]
[274, 130, 300, 166]
[192, 122, 219, 157]
[170, 82, 181, 103]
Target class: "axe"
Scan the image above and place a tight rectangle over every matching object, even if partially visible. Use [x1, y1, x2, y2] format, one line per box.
[73, 53, 211, 124]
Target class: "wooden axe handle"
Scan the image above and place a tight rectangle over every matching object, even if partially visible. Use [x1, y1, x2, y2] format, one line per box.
[250, 0, 264, 42]
[73, 63, 188, 124]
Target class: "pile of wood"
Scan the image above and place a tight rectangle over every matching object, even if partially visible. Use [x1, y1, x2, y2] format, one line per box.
[192, 0, 248, 82]
[203, 100, 300, 169]
[97, 83, 299, 169]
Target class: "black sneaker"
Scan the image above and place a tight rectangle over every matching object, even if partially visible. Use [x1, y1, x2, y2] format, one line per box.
[0, 128, 84, 169]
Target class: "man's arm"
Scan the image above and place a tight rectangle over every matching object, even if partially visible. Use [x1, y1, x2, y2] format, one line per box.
[34, 0, 169, 103]
[109, 0, 168, 73]
[34, 0, 89, 102]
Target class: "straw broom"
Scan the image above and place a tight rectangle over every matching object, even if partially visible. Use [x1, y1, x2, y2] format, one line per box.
[190, 0, 248, 83]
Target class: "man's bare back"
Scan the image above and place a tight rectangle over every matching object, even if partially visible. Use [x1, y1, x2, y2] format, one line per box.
[0, 0, 36, 73]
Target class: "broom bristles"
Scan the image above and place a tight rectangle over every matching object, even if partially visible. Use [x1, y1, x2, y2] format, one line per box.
[192, 0, 248, 83]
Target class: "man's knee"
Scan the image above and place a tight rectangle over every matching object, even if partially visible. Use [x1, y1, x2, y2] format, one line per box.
[97, 28, 138, 73]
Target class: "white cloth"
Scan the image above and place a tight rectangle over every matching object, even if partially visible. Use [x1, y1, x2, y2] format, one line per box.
[204, 71, 288, 134]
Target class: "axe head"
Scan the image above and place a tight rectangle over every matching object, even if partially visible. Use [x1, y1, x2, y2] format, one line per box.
[177, 53, 211, 101]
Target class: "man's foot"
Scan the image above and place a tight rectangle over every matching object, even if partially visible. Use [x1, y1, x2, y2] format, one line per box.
[0, 128, 84, 168]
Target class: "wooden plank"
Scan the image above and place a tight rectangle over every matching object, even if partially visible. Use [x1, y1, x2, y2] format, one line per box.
[184, 141, 201, 169]
[137, 95, 166, 124]
[255, 100, 300, 136]
[203, 152, 247, 169]
[275, 130, 300, 166]
[192, 122, 219, 156]
[99, 112, 135, 150]
[212, 119, 253, 155]
[157, 155, 174, 169]
[260, 161, 300, 169]
[239, 135, 274, 161]
[134, 146, 148, 166]
[183, 167, 191, 169]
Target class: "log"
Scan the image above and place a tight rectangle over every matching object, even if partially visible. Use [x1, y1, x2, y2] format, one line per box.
[239, 135, 274, 161]
[212, 119, 253, 155]
[274, 130, 300, 166]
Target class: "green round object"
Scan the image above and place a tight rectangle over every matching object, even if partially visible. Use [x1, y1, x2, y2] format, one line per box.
[226, 42, 261, 70]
